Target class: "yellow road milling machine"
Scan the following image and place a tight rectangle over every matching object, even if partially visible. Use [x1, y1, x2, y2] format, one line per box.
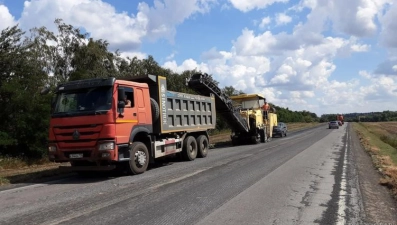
[187, 73, 277, 145]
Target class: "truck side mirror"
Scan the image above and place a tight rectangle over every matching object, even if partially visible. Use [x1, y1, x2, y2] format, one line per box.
[118, 88, 125, 101]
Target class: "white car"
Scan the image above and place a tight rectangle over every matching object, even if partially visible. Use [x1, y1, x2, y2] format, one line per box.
[329, 121, 339, 129]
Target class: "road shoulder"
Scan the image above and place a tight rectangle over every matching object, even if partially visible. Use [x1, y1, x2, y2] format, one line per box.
[350, 124, 397, 223]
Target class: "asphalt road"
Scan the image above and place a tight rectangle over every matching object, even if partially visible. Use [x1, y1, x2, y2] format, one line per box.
[0, 124, 396, 225]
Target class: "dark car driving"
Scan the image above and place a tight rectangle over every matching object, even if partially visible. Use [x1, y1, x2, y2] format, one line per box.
[273, 122, 287, 137]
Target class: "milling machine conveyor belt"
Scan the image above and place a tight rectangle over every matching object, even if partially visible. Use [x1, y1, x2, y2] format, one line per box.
[187, 73, 249, 132]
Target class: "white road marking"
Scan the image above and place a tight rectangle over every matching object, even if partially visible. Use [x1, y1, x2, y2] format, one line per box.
[337, 128, 348, 225]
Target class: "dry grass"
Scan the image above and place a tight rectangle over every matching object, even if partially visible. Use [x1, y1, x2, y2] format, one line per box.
[353, 122, 397, 198]
[0, 157, 70, 186]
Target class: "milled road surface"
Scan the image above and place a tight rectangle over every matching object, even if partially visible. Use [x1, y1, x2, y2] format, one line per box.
[0, 123, 396, 225]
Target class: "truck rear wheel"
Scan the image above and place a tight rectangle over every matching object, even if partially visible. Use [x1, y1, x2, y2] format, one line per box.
[196, 135, 209, 158]
[129, 142, 149, 174]
[260, 129, 266, 143]
[182, 136, 197, 161]
[251, 134, 260, 144]
[232, 138, 239, 146]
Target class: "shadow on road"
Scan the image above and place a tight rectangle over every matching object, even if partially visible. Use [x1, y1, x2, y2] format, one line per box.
[0, 155, 194, 189]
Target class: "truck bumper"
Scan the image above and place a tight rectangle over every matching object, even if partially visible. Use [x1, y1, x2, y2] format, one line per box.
[49, 149, 117, 162]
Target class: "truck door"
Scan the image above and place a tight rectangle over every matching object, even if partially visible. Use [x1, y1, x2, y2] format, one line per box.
[116, 86, 138, 144]
[135, 88, 148, 124]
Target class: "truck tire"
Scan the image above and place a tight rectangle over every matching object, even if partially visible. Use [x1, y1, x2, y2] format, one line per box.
[260, 129, 266, 143]
[252, 134, 260, 144]
[196, 135, 209, 158]
[129, 142, 149, 174]
[150, 98, 160, 122]
[182, 136, 197, 161]
[232, 138, 240, 146]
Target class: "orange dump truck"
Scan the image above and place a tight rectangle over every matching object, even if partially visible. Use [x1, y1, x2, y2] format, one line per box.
[47, 75, 216, 174]
[336, 114, 344, 125]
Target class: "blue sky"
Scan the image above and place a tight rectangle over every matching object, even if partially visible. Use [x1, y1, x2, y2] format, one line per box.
[1, 0, 397, 116]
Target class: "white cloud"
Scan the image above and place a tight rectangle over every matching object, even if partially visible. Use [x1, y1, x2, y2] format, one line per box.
[379, 1, 397, 48]
[0, 4, 16, 30]
[163, 58, 209, 74]
[259, 16, 271, 28]
[119, 51, 147, 60]
[275, 13, 292, 26]
[162, 0, 394, 116]
[14, 0, 215, 51]
[351, 44, 370, 52]
[138, 0, 216, 43]
[291, 0, 393, 37]
[232, 29, 277, 55]
[2, 0, 397, 115]
[228, 0, 288, 12]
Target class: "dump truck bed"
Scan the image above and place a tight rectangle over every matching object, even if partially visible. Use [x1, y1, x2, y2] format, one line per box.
[159, 90, 216, 133]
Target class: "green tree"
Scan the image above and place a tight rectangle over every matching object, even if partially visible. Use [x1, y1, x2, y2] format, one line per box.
[70, 38, 118, 80]
[0, 25, 52, 157]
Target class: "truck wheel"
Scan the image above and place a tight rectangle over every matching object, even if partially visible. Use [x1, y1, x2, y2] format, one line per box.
[182, 136, 197, 161]
[196, 135, 209, 158]
[150, 98, 160, 122]
[251, 134, 261, 145]
[129, 142, 149, 174]
[232, 138, 239, 146]
[260, 129, 266, 143]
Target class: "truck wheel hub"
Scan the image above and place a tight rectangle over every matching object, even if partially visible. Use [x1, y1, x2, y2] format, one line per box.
[135, 151, 146, 166]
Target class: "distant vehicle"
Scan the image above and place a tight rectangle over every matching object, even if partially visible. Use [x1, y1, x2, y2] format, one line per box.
[329, 121, 339, 129]
[273, 122, 287, 137]
[336, 114, 344, 125]
[337, 120, 342, 126]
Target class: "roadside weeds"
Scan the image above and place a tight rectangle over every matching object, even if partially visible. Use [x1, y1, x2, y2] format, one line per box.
[353, 122, 397, 198]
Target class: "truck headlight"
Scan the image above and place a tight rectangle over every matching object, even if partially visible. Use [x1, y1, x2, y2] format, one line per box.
[98, 142, 115, 151]
[48, 146, 57, 152]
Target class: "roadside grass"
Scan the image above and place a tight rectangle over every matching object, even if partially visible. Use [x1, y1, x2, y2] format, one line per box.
[0, 156, 53, 170]
[0, 157, 69, 186]
[287, 122, 321, 131]
[0, 122, 321, 186]
[353, 122, 397, 197]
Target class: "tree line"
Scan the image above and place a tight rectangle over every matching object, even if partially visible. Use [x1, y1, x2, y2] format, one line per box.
[320, 111, 397, 123]
[0, 19, 318, 159]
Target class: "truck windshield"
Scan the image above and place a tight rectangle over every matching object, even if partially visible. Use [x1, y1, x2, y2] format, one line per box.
[53, 86, 113, 115]
[241, 99, 260, 109]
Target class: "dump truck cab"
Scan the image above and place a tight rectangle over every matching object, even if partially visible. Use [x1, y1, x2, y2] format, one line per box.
[48, 78, 152, 167]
